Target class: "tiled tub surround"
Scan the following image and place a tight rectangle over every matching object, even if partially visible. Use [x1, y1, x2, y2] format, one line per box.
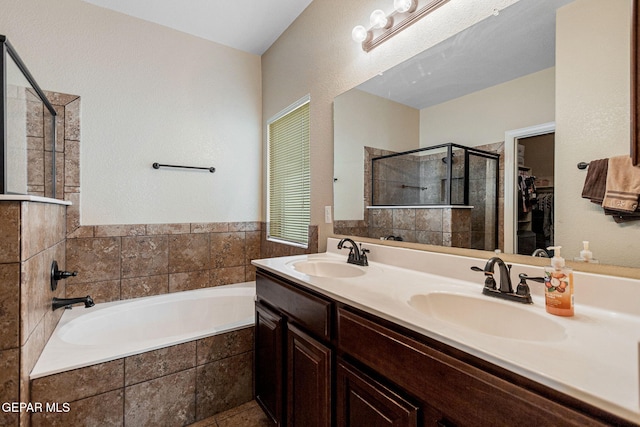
[0, 201, 67, 427]
[64, 222, 317, 304]
[29, 327, 254, 426]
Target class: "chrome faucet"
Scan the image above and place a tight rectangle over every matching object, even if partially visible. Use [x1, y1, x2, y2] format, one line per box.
[337, 238, 369, 266]
[471, 257, 533, 304]
[52, 296, 95, 311]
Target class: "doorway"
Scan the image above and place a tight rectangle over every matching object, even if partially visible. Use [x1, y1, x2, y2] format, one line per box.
[503, 122, 555, 255]
[515, 133, 555, 255]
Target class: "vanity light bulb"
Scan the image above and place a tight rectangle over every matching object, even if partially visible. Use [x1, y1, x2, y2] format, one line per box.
[394, 0, 414, 13]
[370, 9, 388, 29]
[352, 25, 369, 43]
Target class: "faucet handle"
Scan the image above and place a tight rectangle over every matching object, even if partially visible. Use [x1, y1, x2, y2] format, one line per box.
[470, 266, 496, 290]
[518, 273, 545, 283]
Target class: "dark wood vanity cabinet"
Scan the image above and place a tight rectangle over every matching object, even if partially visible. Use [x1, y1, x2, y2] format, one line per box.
[255, 269, 633, 427]
[255, 302, 284, 424]
[255, 271, 333, 427]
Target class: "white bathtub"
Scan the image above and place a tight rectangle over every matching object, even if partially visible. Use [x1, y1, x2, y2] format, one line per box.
[31, 281, 255, 379]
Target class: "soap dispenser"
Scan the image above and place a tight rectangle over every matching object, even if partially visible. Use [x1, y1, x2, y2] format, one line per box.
[544, 246, 574, 317]
[574, 241, 599, 263]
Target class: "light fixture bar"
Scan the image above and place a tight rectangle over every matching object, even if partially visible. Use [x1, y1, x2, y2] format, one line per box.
[360, 0, 451, 52]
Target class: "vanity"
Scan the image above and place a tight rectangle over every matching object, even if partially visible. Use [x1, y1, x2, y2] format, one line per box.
[252, 238, 640, 426]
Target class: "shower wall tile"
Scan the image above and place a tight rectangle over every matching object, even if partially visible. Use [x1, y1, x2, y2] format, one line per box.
[392, 209, 416, 230]
[0, 203, 20, 263]
[21, 202, 66, 260]
[121, 236, 168, 278]
[416, 209, 443, 232]
[125, 341, 196, 386]
[64, 139, 80, 187]
[169, 233, 210, 273]
[125, 368, 196, 427]
[370, 209, 393, 228]
[65, 97, 80, 142]
[27, 150, 45, 186]
[0, 264, 20, 350]
[26, 100, 44, 138]
[416, 230, 444, 245]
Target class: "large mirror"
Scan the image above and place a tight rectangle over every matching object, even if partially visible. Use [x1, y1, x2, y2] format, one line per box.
[334, 0, 639, 268]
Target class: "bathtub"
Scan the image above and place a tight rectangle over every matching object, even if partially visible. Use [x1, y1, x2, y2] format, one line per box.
[31, 281, 255, 379]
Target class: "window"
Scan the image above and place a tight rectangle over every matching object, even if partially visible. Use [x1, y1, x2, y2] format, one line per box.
[267, 95, 311, 248]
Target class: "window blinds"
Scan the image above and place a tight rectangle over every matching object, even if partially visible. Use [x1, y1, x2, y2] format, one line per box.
[267, 97, 310, 247]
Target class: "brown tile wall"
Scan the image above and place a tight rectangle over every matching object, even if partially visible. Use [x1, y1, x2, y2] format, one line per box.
[30, 327, 254, 426]
[0, 201, 67, 427]
[64, 222, 260, 303]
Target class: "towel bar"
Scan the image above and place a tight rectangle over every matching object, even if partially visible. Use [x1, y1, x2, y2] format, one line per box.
[152, 163, 215, 173]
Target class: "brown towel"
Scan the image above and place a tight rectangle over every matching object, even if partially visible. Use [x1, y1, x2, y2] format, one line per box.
[581, 158, 608, 203]
[602, 155, 640, 212]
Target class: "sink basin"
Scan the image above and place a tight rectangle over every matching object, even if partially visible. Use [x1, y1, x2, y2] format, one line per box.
[408, 292, 566, 342]
[289, 260, 366, 278]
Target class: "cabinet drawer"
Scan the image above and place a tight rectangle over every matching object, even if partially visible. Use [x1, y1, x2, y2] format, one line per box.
[337, 308, 605, 427]
[257, 272, 332, 341]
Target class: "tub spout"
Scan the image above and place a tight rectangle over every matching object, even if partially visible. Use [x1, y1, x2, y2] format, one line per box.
[52, 296, 95, 311]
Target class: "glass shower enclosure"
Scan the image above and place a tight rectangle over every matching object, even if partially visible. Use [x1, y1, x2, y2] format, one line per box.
[371, 143, 500, 250]
[1, 35, 57, 197]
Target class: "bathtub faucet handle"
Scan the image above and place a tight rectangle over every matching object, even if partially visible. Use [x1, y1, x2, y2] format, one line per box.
[51, 260, 78, 291]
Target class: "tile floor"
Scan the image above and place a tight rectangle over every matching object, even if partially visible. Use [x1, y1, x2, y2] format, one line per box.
[188, 400, 271, 427]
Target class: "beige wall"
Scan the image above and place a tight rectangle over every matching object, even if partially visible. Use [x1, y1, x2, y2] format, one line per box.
[334, 89, 420, 220]
[420, 67, 555, 147]
[556, 0, 635, 266]
[262, 0, 520, 251]
[0, 0, 262, 226]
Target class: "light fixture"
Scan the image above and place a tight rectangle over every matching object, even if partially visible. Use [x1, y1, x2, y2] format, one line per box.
[370, 10, 390, 29]
[394, 0, 416, 13]
[352, 0, 450, 52]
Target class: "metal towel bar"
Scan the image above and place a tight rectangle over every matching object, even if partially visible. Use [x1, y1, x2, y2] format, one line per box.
[152, 163, 215, 173]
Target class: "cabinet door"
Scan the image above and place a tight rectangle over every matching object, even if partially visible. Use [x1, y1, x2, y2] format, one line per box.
[287, 324, 332, 427]
[255, 303, 284, 426]
[337, 361, 418, 427]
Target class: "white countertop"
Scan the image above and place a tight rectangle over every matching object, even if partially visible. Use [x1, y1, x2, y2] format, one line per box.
[252, 238, 640, 424]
